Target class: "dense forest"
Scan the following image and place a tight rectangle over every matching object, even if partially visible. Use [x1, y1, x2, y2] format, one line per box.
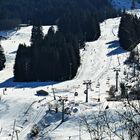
[118, 13, 140, 51]
[11, 0, 121, 82]
[0, 45, 6, 70]
[14, 26, 81, 82]
[0, 0, 120, 30]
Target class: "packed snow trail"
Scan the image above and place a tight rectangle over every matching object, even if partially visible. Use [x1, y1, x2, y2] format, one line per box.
[73, 17, 128, 100]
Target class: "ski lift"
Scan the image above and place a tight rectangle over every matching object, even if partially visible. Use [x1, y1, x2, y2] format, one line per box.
[124, 71, 126, 75]
[107, 77, 110, 81]
[84, 90, 87, 94]
[65, 107, 71, 114]
[74, 92, 78, 96]
[97, 98, 100, 102]
[73, 108, 78, 113]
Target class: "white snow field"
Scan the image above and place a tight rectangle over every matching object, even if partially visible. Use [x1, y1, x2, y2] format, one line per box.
[0, 1, 140, 139]
[0, 17, 131, 140]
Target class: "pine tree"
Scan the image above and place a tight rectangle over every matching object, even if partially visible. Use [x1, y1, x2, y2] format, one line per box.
[14, 26, 81, 82]
[131, 0, 136, 10]
[14, 44, 32, 81]
[30, 25, 44, 80]
[30, 25, 44, 46]
[0, 45, 6, 70]
[118, 13, 138, 51]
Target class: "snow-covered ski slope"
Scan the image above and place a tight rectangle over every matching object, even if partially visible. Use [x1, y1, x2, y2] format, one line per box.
[0, 1, 140, 139]
[0, 17, 130, 140]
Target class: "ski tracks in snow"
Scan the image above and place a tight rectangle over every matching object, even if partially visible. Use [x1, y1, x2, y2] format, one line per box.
[76, 18, 120, 86]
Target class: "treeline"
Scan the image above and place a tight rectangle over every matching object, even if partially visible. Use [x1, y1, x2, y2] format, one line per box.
[118, 13, 140, 51]
[0, 0, 120, 30]
[14, 26, 80, 82]
[13, 0, 121, 82]
[58, 11, 101, 44]
[0, 45, 6, 70]
[0, 18, 21, 31]
[14, 2, 102, 82]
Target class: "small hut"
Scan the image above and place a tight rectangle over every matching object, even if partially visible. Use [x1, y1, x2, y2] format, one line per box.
[36, 90, 49, 96]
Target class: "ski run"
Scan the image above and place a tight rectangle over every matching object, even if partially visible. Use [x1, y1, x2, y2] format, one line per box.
[0, 0, 140, 140]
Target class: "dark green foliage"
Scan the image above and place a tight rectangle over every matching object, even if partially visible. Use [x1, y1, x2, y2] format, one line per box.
[118, 13, 140, 51]
[120, 83, 126, 97]
[30, 25, 44, 46]
[0, 0, 120, 30]
[12, 0, 120, 82]
[0, 45, 6, 70]
[58, 10, 101, 44]
[14, 26, 80, 82]
[14, 44, 32, 81]
[0, 18, 21, 30]
[85, 15, 101, 41]
[30, 25, 44, 80]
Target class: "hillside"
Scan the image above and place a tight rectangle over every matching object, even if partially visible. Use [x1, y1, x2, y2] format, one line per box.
[0, 1, 140, 140]
[0, 17, 130, 139]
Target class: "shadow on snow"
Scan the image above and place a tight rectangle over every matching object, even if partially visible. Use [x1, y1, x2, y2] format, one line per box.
[107, 47, 127, 56]
[106, 40, 120, 49]
[106, 40, 127, 56]
[10, 51, 17, 54]
[27, 110, 69, 140]
[0, 77, 59, 89]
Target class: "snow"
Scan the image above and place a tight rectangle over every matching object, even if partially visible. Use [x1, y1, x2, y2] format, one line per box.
[0, 1, 139, 140]
[0, 17, 131, 140]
